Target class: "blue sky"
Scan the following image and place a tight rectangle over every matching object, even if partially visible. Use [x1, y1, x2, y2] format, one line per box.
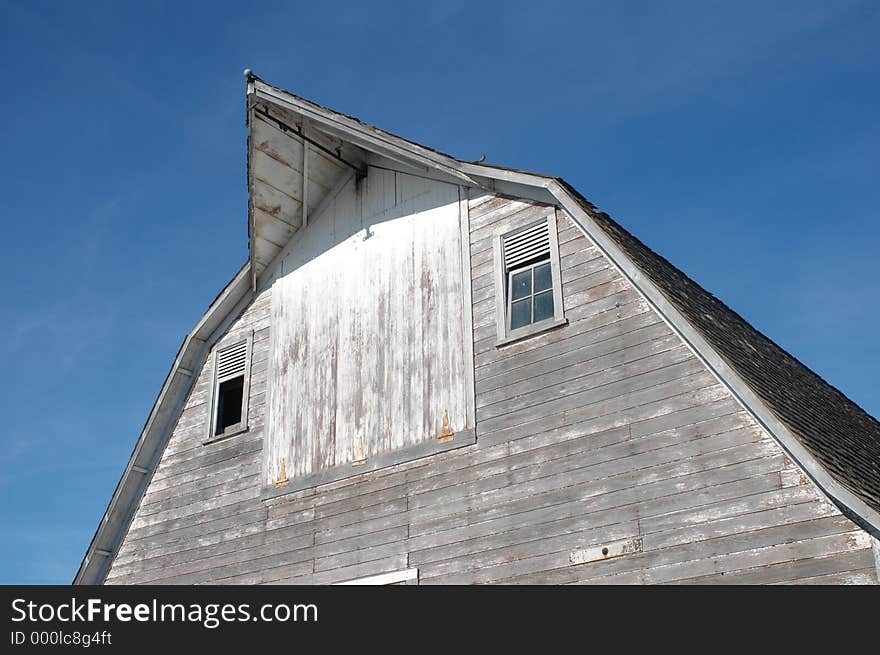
[0, 1, 877, 584]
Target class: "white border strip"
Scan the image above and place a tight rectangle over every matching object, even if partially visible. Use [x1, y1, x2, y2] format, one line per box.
[335, 568, 419, 586]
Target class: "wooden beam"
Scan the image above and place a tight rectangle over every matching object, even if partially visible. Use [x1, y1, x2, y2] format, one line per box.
[255, 168, 356, 291]
[308, 169, 354, 231]
[254, 107, 361, 172]
[458, 185, 477, 433]
[302, 121, 310, 229]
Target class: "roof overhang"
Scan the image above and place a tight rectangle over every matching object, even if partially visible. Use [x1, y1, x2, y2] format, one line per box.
[246, 77, 488, 287]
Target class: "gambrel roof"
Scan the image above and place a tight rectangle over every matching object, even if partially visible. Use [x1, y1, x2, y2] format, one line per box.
[75, 73, 880, 584]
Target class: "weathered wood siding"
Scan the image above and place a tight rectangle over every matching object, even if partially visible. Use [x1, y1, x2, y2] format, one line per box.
[265, 168, 472, 484]
[104, 186, 878, 585]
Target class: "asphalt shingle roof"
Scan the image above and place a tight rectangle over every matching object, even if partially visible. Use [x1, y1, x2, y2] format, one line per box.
[558, 179, 880, 515]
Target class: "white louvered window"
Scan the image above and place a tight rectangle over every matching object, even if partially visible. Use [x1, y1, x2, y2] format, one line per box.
[206, 333, 253, 442]
[493, 209, 566, 344]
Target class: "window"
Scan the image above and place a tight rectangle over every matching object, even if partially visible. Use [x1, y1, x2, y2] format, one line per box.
[508, 260, 555, 330]
[205, 333, 252, 443]
[493, 209, 566, 345]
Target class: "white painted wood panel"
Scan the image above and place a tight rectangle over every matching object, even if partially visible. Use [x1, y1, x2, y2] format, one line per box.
[266, 168, 471, 484]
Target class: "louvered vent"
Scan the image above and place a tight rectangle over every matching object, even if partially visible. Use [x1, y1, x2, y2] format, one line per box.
[216, 341, 248, 381]
[503, 220, 550, 269]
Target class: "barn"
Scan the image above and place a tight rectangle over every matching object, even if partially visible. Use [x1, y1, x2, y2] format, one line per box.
[75, 73, 880, 585]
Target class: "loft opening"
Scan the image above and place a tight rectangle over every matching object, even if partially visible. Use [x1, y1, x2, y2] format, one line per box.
[215, 376, 244, 434]
[206, 334, 253, 443]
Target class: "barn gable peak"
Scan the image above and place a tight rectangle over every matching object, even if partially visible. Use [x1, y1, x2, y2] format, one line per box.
[74, 75, 880, 585]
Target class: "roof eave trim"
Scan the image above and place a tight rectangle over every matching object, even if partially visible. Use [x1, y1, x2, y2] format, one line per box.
[73, 263, 254, 585]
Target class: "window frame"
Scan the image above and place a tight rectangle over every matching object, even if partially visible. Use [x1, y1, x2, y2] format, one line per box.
[493, 208, 566, 346]
[204, 332, 253, 445]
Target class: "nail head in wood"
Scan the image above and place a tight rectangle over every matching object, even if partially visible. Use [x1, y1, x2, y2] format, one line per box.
[569, 538, 643, 565]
